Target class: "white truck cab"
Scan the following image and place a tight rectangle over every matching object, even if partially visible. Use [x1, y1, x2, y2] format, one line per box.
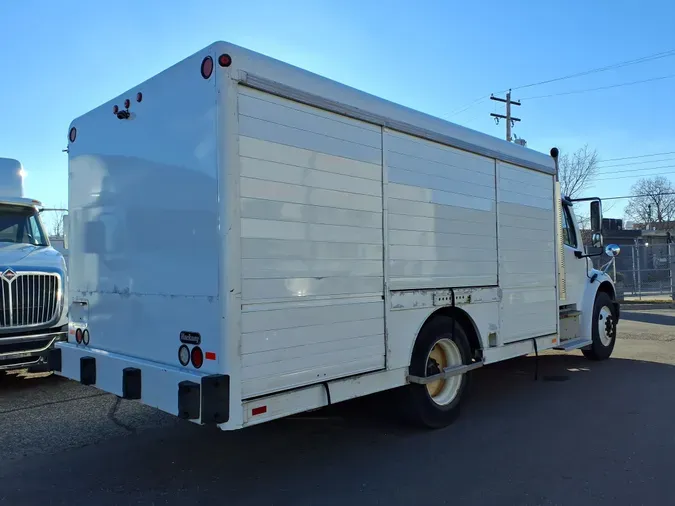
[555, 186, 620, 361]
[0, 158, 68, 373]
[55, 41, 620, 429]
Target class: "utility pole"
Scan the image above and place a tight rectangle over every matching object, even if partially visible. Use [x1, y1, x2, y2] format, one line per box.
[490, 90, 521, 142]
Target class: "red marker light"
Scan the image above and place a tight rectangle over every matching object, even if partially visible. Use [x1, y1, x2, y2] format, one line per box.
[191, 346, 204, 368]
[218, 54, 232, 67]
[201, 56, 213, 79]
[124, 99, 131, 109]
[75, 328, 83, 344]
[136, 92, 143, 103]
[113, 105, 119, 115]
[69, 127, 77, 143]
[205, 351, 216, 361]
[252, 406, 267, 416]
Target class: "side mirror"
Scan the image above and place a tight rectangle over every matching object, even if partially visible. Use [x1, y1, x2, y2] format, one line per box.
[605, 244, 620, 257]
[590, 200, 603, 247]
[62, 214, 69, 250]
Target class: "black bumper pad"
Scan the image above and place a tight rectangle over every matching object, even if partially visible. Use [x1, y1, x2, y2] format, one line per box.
[178, 374, 230, 424]
[122, 367, 142, 400]
[49, 348, 62, 372]
[80, 356, 96, 385]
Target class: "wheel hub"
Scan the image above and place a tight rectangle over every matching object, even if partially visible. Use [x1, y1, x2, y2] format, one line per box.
[427, 358, 441, 377]
[598, 306, 616, 346]
[425, 338, 463, 406]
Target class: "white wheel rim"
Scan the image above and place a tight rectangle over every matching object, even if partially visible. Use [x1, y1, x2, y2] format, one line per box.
[598, 306, 614, 346]
[425, 338, 464, 406]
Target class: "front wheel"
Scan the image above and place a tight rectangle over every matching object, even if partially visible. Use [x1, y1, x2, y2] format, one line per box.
[582, 291, 617, 361]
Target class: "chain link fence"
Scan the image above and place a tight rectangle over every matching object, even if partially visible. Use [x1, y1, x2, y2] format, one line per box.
[592, 244, 673, 301]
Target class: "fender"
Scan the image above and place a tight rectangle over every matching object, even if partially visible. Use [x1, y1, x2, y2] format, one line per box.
[414, 305, 486, 358]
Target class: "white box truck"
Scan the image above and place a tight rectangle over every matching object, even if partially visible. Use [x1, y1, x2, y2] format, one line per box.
[0, 158, 68, 373]
[55, 41, 620, 429]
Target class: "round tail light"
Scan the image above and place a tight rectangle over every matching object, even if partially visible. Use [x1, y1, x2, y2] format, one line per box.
[191, 346, 204, 369]
[68, 127, 77, 143]
[178, 345, 190, 366]
[82, 329, 90, 346]
[218, 54, 232, 67]
[75, 328, 83, 344]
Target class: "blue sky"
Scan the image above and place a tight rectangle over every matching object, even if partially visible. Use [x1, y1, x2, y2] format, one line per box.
[2, 0, 674, 220]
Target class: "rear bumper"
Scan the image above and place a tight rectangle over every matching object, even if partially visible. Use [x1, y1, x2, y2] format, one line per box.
[0, 329, 67, 371]
[53, 342, 230, 424]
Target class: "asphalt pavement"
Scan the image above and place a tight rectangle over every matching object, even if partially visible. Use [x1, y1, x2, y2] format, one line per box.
[2, 311, 675, 505]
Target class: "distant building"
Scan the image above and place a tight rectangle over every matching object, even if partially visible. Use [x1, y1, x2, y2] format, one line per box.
[602, 218, 672, 246]
[599, 219, 672, 281]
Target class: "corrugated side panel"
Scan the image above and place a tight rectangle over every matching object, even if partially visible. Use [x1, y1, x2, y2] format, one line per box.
[385, 130, 498, 289]
[237, 87, 385, 398]
[497, 161, 557, 343]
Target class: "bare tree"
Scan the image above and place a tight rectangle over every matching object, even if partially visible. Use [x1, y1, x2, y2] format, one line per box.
[41, 203, 68, 237]
[625, 177, 675, 230]
[558, 145, 599, 198]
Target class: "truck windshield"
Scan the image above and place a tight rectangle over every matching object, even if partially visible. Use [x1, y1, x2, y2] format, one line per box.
[0, 206, 48, 246]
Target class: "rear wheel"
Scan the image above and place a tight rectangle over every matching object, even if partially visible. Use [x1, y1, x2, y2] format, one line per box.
[402, 315, 472, 429]
[582, 291, 617, 361]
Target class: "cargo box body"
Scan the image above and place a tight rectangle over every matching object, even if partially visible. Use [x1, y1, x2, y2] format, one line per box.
[57, 41, 590, 430]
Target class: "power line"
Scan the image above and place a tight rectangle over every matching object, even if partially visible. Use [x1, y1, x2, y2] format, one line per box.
[600, 191, 675, 201]
[460, 112, 484, 127]
[520, 74, 675, 100]
[448, 96, 490, 117]
[598, 150, 675, 164]
[595, 163, 675, 177]
[502, 48, 675, 92]
[595, 169, 675, 181]
[598, 158, 675, 174]
[596, 157, 675, 169]
[452, 49, 675, 118]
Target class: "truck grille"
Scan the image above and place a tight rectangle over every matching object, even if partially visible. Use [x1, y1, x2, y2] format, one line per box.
[0, 273, 61, 329]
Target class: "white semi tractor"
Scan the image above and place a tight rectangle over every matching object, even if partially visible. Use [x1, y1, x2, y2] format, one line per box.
[0, 158, 68, 373]
[55, 41, 620, 429]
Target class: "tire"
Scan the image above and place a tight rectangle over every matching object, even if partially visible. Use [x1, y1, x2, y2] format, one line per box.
[402, 315, 472, 429]
[582, 291, 617, 361]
